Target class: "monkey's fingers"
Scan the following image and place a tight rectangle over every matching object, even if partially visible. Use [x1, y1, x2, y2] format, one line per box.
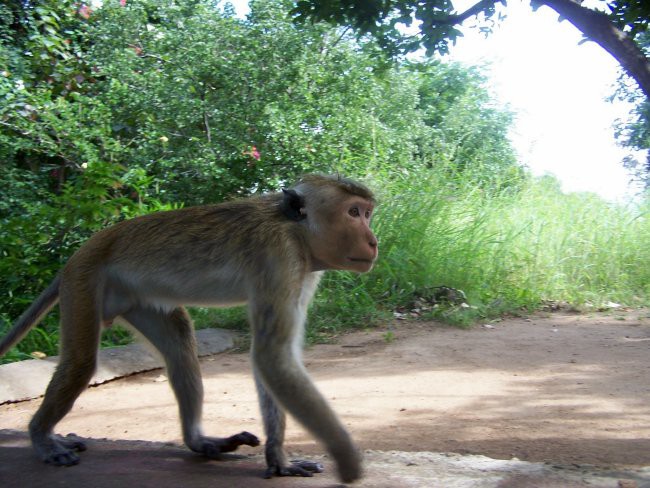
[223, 431, 260, 450]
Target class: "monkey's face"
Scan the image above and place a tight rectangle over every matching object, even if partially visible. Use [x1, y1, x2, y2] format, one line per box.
[306, 195, 378, 273]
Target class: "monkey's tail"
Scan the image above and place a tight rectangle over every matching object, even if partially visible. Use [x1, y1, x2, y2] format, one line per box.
[0, 275, 61, 357]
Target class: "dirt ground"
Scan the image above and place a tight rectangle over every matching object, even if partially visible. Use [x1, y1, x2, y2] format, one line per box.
[1, 309, 650, 476]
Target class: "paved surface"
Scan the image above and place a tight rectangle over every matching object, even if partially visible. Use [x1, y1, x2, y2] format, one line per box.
[1, 429, 649, 487]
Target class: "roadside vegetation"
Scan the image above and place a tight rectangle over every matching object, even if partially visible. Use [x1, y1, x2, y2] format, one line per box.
[1, 0, 648, 363]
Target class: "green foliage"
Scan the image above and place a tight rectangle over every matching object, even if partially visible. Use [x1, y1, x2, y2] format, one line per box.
[292, 0, 650, 60]
[306, 270, 388, 342]
[292, 0, 488, 56]
[0, 1, 174, 361]
[613, 32, 650, 187]
[406, 60, 521, 188]
[84, 0, 439, 202]
[607, 0, 650, 37]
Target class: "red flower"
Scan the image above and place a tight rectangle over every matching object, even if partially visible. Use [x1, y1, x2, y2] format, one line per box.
[251, 146, 261, 160]
[78, 4, 92, 19]
[243, 145, 261, 161]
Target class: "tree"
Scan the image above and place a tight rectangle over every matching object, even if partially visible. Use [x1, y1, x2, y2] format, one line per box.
[292, 0, 650, 99]
[613, 32, 650, 186]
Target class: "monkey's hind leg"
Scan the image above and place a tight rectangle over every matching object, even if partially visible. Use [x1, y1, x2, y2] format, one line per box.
[122, 306, 260, 458]
[29, 288, 100, 466]
[255, 373, 324, 478]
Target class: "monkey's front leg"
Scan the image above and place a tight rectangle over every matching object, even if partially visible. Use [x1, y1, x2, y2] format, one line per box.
[255, 373, 324, 478]
[250, 297, 362, 483]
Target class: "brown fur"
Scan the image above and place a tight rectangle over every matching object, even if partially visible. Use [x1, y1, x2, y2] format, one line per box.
[0, 174, 378, 483]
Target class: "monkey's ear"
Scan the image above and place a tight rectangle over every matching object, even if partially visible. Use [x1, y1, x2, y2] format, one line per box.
[281, 188, 306, 221]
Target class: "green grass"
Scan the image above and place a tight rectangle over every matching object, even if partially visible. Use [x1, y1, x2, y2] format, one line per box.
[353, 171, 650, 323]
[3, 171, 650, 362]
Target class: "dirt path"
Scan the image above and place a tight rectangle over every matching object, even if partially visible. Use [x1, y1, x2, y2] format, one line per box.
[1, 310, 650, 476]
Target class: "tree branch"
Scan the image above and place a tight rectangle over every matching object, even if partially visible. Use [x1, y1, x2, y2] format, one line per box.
[435, 0, 499, 25]
[539, 0, 650, 99]
[430, 0, 650, 98]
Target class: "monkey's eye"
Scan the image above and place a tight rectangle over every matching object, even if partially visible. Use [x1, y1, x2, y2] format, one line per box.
[348, 207, 360, 217]
[365, 209, 372, 219]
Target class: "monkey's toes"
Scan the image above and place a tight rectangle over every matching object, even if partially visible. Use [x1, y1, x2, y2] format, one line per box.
[35, 434, 86, 466]
[264, 464, 312, 478]
[291, 459, 324, 473]
[263, 459, 324, 478]
[44, 449, 81, 466]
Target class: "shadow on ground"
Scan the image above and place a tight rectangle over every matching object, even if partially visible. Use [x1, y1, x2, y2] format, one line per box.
[2, 429, 649, 488]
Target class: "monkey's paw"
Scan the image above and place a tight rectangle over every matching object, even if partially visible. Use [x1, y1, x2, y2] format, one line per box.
[193, 431, 260, 458]
[264, 459, 325, 478]
[37, 433, 87, 466]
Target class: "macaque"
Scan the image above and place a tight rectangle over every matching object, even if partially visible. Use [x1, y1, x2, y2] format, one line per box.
[0, 174, 378, 483]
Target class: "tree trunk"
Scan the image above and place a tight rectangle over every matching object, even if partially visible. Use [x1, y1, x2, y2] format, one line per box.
[538, 0, 650, 99]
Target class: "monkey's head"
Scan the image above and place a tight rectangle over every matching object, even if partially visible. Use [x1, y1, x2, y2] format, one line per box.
[282, 174, 378, 273]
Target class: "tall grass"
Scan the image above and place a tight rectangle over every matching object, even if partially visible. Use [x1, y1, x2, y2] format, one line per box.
[327, 170, 650, 327]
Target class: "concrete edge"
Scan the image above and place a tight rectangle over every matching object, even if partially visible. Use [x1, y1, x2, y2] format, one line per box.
[0, 328, 238, 404]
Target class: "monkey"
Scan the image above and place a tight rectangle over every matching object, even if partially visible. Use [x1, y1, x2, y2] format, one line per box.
[0, 174, 377, 483]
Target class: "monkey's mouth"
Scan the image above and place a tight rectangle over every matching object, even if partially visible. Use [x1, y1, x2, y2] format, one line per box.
[347, 257, 374, 263]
